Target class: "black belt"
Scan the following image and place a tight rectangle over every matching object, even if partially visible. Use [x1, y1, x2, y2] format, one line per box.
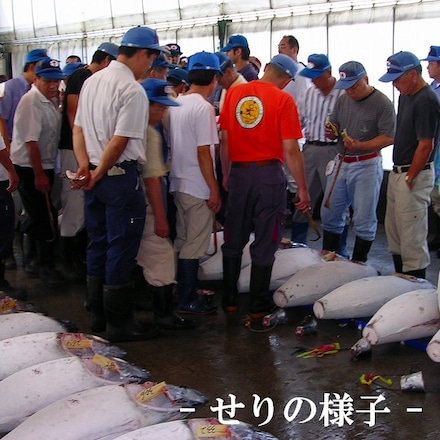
[392, 162, 433, 173]
[307, 141, 338, 146]
[231, 159, 280, 168]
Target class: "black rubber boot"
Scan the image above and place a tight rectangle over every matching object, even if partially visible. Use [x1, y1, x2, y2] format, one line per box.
[428, 215, 440, 250]
[177, 259, 217, 315]
[351, 236, 373, 263]
[249, 263, 275, 319]
[0, 260, 27, 300]
[222, 256, 242, 312]
[290, 222, 309, 244]
[37, 239, 64, 288]
[322, 230, 342, 252]
[22, 233, 38, 277]
[392, 254, 403, 273]
[403, 268, 426, 279]
[85, 276, 106, 332]
[152, 284, 196, 329]
[104, 283, 160, 343]
[59, 236, 86, 284]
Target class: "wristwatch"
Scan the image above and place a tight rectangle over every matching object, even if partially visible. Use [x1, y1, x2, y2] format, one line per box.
[405, 175, 415, 184]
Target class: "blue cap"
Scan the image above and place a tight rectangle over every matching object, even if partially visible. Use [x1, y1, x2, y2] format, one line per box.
[269, 54, 298, 79]
[188, 52, 220, 72]
[300, 54, 331, 79]
[97, 42, 119, 59]
[140, 79, 179, 107]
[25, 48, 47, 64]
[221, 35, 249, 52]
[152, 54, 176, 68]
[334, 61, 367, 89]
[121, 26, 169, 54]
[379, 51, 420, 82]
[62, 62, 85, 77]
[215, 52, 233, 74]
[35, 57, 65, 80]
[167, 68, 189, 86]
[420, 46, 440, 62]
[166, 43, 182, 55]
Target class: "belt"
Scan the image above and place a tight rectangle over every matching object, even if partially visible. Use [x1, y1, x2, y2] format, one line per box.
[393, 162, 433, 173]
[340, 152, 380, 163]
[231, 159, 280, 168]
[307, 140, 338, 146]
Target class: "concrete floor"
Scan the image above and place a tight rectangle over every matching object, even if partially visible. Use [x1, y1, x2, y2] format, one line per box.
[3, 223, 440, 440]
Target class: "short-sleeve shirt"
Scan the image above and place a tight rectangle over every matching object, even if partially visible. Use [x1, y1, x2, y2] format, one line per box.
[393, 85, 440, 165]
[10, 85, 62, 169]
[238, 63, 259, 82]
[0, 134, 8, 180]
[143, 124, 168, 179]
[219, 81, 302, 162]
[74, 60, 148, 166]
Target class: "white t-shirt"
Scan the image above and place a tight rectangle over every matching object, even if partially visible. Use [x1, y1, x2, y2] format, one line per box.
[11, 85, 61, 169]
[74, 60, 148, 166]
[168, 93, 218, 200]
[282, 61, 312, 103]
[0, 135, 8, 181]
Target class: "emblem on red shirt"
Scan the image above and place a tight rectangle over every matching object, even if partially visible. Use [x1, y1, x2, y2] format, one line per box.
[235, 96, 263, 128]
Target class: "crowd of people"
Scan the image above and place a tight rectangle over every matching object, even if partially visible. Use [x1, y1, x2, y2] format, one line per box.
[0, 26, 439, 342]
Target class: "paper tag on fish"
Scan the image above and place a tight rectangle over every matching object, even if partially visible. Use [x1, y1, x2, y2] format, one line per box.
[92, 354, 118, 372]
[0, 297, 17, 313]
[135, 381, 166, 403]
[195, 424, 231, 437]
[61, 337, 93, 350]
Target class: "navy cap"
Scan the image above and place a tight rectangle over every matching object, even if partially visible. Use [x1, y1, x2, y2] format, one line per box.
[62, 62, 85, 77]
[121, 26, 169, 54]
[379, 51, 420, 82]
[166, 43, 182, 55]
[35, 57, 65, 80]
[167, 68, 189, 86]
[25, 48, 47, 64]
[420, 46, 440, 62]
[269, 54, 298, 79]
[188, 52, 220, 72]
[152, 54, 176, 68]
[215, 52, 233, 74]
[334, 61, 367, 89]
[97, 42, 119, 59]
[221, 35, 249, 52]
[300, 54, 331, 79]
[140, 78, 179, 106]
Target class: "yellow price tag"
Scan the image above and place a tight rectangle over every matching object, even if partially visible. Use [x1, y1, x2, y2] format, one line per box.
[92, 354, 118, 372]
[0, 298, 17, 313]
[135, 381, 166, 403]
[195, 424, 230, 437]
[62, 338, 92, 350]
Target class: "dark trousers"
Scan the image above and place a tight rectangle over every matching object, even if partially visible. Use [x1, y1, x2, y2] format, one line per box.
[0, 180, 15, 259]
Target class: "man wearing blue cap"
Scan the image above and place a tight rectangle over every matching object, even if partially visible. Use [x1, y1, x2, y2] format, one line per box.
[58, 42, 118, 289]
[168, 51, 221, 315]
[380, 51, 440, 279]
[10, 57, 66, 288]
[219, 54, 310, 317]
[0, 48, 47, 273]
[72, 26, 167, 342]
[321, 60, 395, 263]
[221, 35, 258, 82]
[420, 46, 440, 254]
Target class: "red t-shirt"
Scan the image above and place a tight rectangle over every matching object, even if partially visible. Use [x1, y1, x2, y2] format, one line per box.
[219, 81, 302, 162]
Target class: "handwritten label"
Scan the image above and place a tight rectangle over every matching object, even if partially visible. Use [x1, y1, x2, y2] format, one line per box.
[62, 338, 92, 350]
[92, 354, 118, 372]
[0, 298, 17, 313]
[135, 381, 166, 403]
[195, 424, 230, 437]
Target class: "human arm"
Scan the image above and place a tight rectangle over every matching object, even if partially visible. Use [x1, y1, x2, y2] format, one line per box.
[283, 138, 311, 213]
[24, 141, 50, 193]
[219, 130, 231, 191]
[0, 147, 19, 192]
[0, 119, 10, 151]
[144, 176, 169, 238]
[404, 138, 434, 190]
[344, 134, 394, 152]
[66, 94, 79, 129]
[197, 145, 221, 213]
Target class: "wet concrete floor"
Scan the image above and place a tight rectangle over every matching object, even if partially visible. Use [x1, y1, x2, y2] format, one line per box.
[3, 223, 440, 440]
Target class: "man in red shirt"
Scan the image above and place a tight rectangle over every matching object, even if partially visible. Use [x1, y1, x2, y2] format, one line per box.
[219, 54, 310, 317]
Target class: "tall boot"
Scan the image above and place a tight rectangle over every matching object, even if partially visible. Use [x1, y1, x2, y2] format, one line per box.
[249, 263, 275, 319]
[37, 239, 64, 288]
[392, 254, 403, 273]
[290, 222, 309, 244]
[22, 233, 38, 277]
[177, 258, 217, 315]
[104, 283, 160, 342]
[351, 236, 373, 263]
[403, 268, 426, 279]
[0, 260, 27, 300]
[152, 284, 196, 329]
[322, 230, 342, 252]
[428, 215, 440, 250]
[59, 237, 86, 284]
[222, 257, 242, 312]
[85, 276, 106, 332]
